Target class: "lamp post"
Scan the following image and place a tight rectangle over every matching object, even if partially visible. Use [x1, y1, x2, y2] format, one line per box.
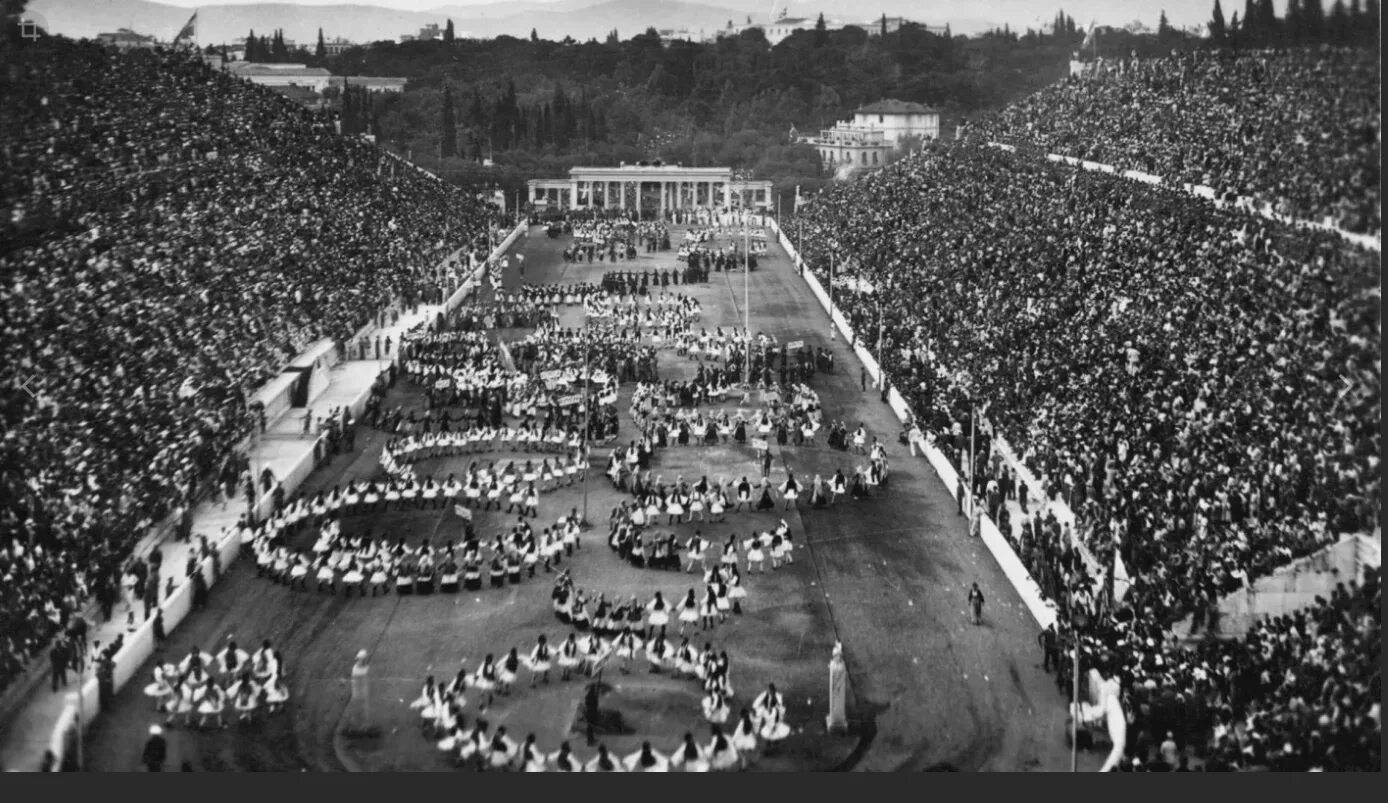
[828, 249, 835, 338]
[742, 213, 750, 386]
[875, 279, 886, 391]
[581, 326, 591, 529]
[1068, 606, 1089, 773]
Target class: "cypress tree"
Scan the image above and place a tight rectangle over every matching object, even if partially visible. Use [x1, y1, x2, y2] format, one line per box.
[442, 87, 458, 158]
[1209, 0, 1228, 44]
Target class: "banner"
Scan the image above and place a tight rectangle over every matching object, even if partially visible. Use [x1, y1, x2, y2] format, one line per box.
[173, 12, 197, 45]
[785, 340, 804, 350]
[751, 438, 768, 450]
[454, 504, 472, 521]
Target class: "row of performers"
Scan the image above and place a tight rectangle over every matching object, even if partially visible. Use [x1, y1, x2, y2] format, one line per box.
[581, 289, 702, 317]
[551, 567, 751, 637]
[377, 422, 588, 454]
[142, 641, 289, 728]
[610, 521, 796, 574]
[253, 517, 582, 596]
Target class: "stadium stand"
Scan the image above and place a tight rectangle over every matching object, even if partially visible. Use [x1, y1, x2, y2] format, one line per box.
[971, 48, 1381, 236]
[794, 109, 1379, 767]
[0, 40, 500, 695]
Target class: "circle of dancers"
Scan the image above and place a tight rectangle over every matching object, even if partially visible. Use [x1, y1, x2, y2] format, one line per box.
[142, 639, 290, 729]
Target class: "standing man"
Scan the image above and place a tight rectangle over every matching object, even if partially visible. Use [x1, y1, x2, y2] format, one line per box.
[1038, 623, 1058, 672]
[967, 582, 985, 626]
[142, 725, 168, 772]
[49, 637, 71, 692]
[860, 366, 868, 392]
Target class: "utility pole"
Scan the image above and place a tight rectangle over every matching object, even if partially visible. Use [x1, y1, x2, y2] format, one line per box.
[742, 213, 750, 385]
[580, 326, 591, 528]
[876, 281, 886, 390]
[969, 397, 976, 518]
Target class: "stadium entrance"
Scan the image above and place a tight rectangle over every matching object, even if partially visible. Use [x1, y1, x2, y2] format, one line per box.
[527, 163, 772, 217]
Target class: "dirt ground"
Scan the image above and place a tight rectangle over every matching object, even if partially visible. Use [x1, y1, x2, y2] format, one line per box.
[83, 221, 1103, 772]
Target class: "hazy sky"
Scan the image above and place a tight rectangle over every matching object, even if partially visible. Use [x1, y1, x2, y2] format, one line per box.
[140, 0, 1231, 30]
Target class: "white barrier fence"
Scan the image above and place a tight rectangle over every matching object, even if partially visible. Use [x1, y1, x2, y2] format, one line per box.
[770, 217, 1058, 630]
[41, 221, 527, 771]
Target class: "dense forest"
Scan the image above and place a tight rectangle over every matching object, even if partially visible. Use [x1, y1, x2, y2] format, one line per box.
[239, 1, 1374, 203]
[317, 19, 1100, 203]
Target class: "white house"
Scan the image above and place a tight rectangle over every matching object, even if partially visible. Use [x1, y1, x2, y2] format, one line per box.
[804, 99, 942, 178]
[850, 99, 941, 146]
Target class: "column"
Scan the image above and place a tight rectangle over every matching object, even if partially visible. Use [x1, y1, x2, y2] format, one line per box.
[569, 183, 577, 209]
[619, 181, 626, 210]
[634, 181, 642, 217]
[660, 181, 668, 218]
[723, 181, 731, 209]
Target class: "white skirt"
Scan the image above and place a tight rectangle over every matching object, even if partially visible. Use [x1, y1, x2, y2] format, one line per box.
[649, 611, 670, 627]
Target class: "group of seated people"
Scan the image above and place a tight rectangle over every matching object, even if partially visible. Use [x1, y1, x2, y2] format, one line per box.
[142, 640, 289, 729]
[795, 68, 1379, 767]
[0, 40, 502, 695]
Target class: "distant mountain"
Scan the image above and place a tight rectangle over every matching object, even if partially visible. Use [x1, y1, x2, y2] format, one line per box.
[28, 0, 746, 44]
[475, 0, 746, 41]
[27, 0, 1208, 46]
[28, 0, 442, 44]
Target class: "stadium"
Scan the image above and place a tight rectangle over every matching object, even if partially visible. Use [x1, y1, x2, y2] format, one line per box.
[0, 0, 1380, 774]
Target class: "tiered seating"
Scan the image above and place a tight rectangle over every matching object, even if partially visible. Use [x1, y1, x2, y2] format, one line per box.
[970, 47, 1381, 234]
[0, 40, 500, 694]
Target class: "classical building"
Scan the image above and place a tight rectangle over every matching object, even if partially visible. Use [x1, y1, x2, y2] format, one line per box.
[851, 99, 941, 145]
[527, 163, 773, 215]
[805, 99, 942, 178]
[323, 37, 357, 57]
[225, 62, 333, 92]
[97, 28, 158, 49]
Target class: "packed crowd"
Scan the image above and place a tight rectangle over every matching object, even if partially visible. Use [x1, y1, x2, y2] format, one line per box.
[0, 41, 501, 693]
[1056, 567, 1380, 771]
[795, 134, 1379, 766]
[971, 47, 1381, 234]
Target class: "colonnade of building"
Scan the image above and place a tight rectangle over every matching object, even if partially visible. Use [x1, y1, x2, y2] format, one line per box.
[528, 173, 772, 213]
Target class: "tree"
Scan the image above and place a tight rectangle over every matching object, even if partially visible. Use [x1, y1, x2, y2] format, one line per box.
[1241, 0, 1260, 44]
[444, 18, 455, 43]
[441, 87, 458, 158]
[246, 29, 257, 61]
[881, 13, 888, 36]
[1158, 10, 1173, 38]
[1302, 0, 1326, 39]
[813, 13, 829, 46]
[315, 28, 326, 60]
[1208, 0, 1228, 44]
[530, 27, 538, 42]
[1327, 0, 1349, 41]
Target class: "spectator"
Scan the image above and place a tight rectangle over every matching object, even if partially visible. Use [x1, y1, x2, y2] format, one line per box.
[0, 40, 501, 695]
